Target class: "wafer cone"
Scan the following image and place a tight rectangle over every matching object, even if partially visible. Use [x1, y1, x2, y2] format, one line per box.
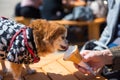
[64, 45, 96, 75]
[63, 45, 82, 64]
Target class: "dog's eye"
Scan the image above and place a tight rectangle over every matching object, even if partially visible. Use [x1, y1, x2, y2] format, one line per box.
[62, 36, 65, 39]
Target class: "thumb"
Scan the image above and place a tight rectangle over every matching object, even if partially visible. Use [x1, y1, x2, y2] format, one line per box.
[82, 53, 93, 63]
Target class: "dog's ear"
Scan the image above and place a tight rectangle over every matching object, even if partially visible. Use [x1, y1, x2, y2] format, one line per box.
[29, 19, 50, 40]
[29, 19, 50, 48]
[29, 19, 48, 30]
[43, 22, 66, 42]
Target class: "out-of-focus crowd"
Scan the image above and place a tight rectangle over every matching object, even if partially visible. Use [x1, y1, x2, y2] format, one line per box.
[14, 0, 108, 44]
[14, 0, 108, 20]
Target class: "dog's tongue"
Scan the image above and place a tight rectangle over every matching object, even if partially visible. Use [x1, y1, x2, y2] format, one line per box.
[61, 45, 68, 51]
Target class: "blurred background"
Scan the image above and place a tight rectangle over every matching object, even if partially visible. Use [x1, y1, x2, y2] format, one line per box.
[0, 0, 108, 46]
[0, 0, 108, 19]
[0, 0, 21, 18]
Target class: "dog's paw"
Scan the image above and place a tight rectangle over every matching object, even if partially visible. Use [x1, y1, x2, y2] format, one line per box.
[0, 75, 3, 80]
[27, 69, 36, 74]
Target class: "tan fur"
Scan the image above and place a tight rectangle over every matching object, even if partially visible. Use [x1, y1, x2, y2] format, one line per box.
[29, 19, 67, 56]
[10, 63, 23, 80]
[0, 19, 68, 80]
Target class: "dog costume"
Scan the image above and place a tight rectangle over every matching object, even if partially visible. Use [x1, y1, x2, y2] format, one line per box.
[0, 17, 40, 64]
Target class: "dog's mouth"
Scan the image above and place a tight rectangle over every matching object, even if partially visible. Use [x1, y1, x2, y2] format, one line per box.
[60, 45, 68, 51]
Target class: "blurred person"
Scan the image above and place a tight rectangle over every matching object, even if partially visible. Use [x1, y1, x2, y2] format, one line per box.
[75, 0, 120, 79]
[41, 0, 66, 20]
[15, 0, 42, 19]
[15, 2, 21, 17]
[88, 0, 107, 18]
[63, 0, 107, 20]
[62, 0, 87, 16]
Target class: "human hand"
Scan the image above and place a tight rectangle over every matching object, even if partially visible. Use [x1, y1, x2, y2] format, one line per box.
[74, 50, 113, 74]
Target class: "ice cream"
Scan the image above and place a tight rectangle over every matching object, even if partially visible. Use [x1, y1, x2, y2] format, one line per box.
[63, 45, 82, 64]
[64, 45, 96, 75]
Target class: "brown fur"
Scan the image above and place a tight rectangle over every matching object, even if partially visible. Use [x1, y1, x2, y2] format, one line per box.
[0, 19, 68, 80]
[29, 19, 67, 56]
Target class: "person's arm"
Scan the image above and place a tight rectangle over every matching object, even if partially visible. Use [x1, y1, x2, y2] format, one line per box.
[92, 0, 111, 50]
[93, 26, 110, 50]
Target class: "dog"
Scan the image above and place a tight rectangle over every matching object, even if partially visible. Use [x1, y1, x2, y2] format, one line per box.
[0, 17, 68, 80]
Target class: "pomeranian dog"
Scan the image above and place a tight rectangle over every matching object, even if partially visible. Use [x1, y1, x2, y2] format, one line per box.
[0, 17, 68, 80]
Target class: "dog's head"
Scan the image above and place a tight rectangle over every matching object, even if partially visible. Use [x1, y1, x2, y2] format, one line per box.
[29, 19, 68, 56]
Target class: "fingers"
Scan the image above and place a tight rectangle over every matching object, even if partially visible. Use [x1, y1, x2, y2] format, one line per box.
[80, 50, 90, 56]
[78, 66, 91, 74]
[74, 63, 91, 74]
[82, 52, 94, 63]
[74, 63, 79, 69]
[80, 50, 98, 63]
[92, 64, 104, 72]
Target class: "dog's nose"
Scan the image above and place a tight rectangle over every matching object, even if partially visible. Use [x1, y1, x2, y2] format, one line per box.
[67, 40, 71, 45]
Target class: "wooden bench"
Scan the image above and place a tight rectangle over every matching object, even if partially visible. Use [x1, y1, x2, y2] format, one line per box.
[14, 17, 106, 44]
[49, 18, 106, 40]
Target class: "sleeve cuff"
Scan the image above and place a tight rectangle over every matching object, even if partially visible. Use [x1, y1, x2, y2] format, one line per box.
[109, 46, 120, 70]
